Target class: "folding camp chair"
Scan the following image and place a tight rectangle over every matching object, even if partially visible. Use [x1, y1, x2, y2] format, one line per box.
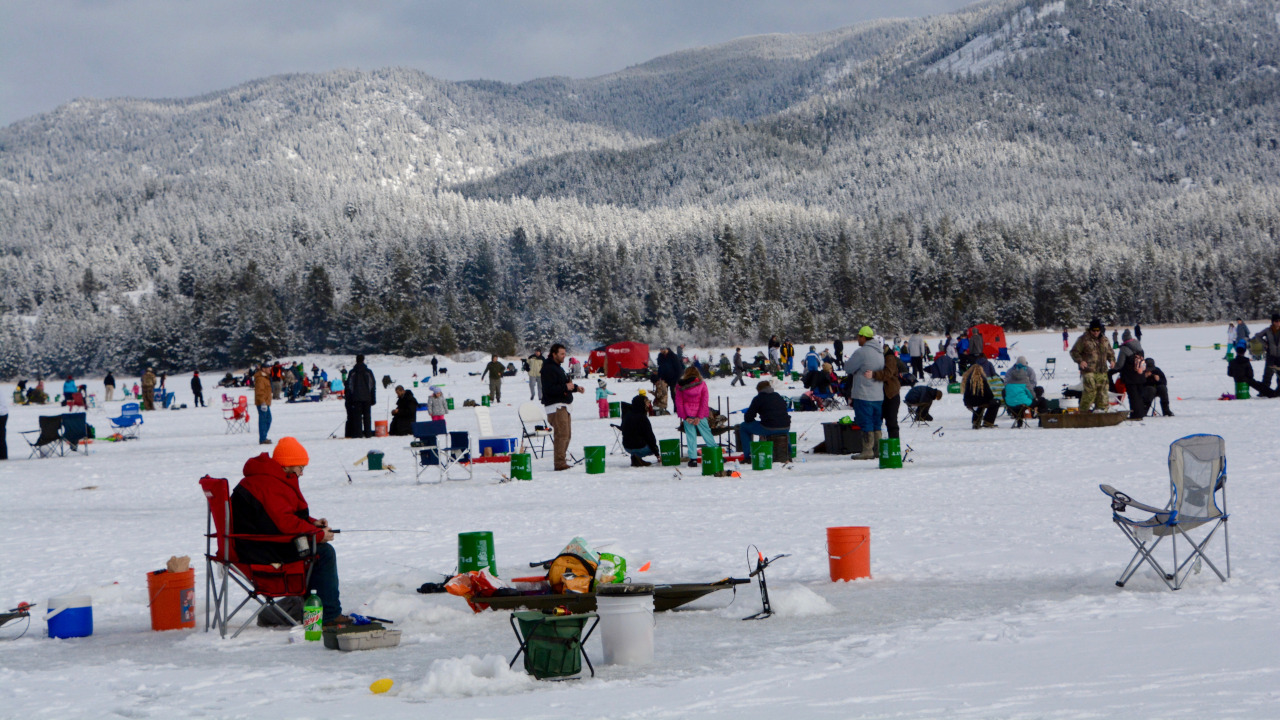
[60, 412, 90, 453]
[109, 402, 144, 439]
[1100, 434, 1230, 590]
[223, 396, 251, 434]
[609, 424, 624, 455]
[410, 421, 472, 483]
[22, 416, 65, 458]
[903, 403, 929, 428]
[518, 402, 553, 459]
[1041, 357, 1057, 380]
[65, 392, 87, 411]
[200, 476, 316, 638]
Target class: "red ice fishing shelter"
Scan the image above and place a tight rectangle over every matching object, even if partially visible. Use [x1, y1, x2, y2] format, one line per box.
[968, 324, 1009, 360]
[586, 341, 651, 378]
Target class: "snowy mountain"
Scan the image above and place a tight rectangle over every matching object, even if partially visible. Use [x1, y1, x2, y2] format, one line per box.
[1, 0, 1279, 376]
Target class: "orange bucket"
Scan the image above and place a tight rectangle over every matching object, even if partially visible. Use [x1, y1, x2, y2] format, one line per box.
[147, 568, 195, 631]
[827, 526, 871, 582]
[374, 420, 389, 437]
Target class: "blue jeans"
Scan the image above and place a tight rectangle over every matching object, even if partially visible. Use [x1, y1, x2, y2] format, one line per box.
[258, 405, 272, 443]
[625, 447, 654, 458]
[852, 399, 883, 433]
[683, 418, 716, 458]
[737, 421, 788, 460]
[311, 542, 342, 622]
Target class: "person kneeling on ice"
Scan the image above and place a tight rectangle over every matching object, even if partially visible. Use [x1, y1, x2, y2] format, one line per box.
[231, 437, 348, 627]
[620, 395, 661, 466]
[736, 380, 791, 462]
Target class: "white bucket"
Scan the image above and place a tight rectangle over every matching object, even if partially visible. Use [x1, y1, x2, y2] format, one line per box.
[1063, 397, 1079, 410]
[595, 585, 655, 666]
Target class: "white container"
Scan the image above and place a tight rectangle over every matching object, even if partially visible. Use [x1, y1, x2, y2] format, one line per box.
[336, 628, 401, 651]
[595, 584, 655, 666]
[1063, 397, 1079, 410]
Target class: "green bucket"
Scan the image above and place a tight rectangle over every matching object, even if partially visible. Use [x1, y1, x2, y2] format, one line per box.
[584, 446, 606, 474]
[790, 371, 800, 381]
[446, 397, 455, 410]
[608, 401, 621, 418]
[1185, 345, 1192, 352]
[458, 531, 496, 575]
[1236, 381, 1250, 400]
[1214, 343, 1221, 350]
[947, 382, 962, 394]
[482, 395, 491, 407]
[775, 372, 784, 380]
[659, 438, 681, 466]
[701, 445, 723, 475]
[789, 431, 797, 459]
[879, 437, 903, 469]
[511, 453, 532, 480]
[751, 441, 773, 471]
[513, 610, 593, 679]
[367, 451, 384, 471]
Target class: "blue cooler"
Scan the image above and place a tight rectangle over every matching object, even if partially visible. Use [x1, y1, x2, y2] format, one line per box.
[477, 437, 517, 455]
[46, 595, 93, 639]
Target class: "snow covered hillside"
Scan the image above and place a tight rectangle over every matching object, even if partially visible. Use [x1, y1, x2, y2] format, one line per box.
[1, 323, 1277, 718]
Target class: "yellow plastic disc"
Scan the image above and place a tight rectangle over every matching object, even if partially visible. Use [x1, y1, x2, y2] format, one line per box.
[369, 678, 393, 694]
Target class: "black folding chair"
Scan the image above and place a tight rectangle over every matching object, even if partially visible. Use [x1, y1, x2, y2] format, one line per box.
[23, 416, 65, 458]
[61, 412, 90, 453]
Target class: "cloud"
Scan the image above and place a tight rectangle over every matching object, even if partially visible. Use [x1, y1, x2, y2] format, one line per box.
[0, 0, 977, 126]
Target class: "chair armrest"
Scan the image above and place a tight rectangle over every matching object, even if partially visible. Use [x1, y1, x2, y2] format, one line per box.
[1099, 484, 1167, 514]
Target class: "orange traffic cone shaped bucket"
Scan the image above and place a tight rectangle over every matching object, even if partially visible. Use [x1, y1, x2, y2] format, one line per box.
[827, 526, 870, 582]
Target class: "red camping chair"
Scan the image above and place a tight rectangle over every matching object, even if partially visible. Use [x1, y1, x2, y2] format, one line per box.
[223, 396, 251, 434]
[201, 476, 316, 638]
[65, 391, 87, 410]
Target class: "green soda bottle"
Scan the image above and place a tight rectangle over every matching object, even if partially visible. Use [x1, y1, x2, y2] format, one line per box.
[303, 590, 322, 641]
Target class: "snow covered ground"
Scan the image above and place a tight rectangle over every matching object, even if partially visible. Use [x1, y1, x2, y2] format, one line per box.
[2, 323, 1278, 719]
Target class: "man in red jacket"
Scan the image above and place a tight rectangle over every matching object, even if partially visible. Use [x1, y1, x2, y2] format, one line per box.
[231, 437, 347, 626]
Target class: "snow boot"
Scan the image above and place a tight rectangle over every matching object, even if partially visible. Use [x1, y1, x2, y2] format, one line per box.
[631, 454, 651, 467]
[855, 431, 876, 460]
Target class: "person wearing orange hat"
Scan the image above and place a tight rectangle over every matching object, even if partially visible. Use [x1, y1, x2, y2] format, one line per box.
[231, 437, 347, 626]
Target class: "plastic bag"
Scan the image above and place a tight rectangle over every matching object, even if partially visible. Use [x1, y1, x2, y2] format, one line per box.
[596, 553, 627, 584]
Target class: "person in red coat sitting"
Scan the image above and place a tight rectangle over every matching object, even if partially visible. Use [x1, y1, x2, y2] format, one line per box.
[231, 437, 347, 626]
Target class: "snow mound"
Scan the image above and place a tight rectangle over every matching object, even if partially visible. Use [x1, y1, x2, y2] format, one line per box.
[763, 585, 838, 618]
[407, 654, 534, 698]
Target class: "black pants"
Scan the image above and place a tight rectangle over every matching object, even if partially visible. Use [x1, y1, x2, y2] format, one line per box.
[911, 357, 924, 379]
[969, 403, 998, 427]
[345, 401, 373, 438]
[193, 390, 204, 407]
[1154, 385, 1173, 413]
[882, 394, 901, 440]
[1129, 385, 1157, 419]
[1263, 356, 1280, 394]
[0, 413, 7, 459]
[731, 371, 744, 386]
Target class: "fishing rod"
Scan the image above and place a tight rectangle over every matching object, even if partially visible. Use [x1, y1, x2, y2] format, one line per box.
[330, 529, 437, 534]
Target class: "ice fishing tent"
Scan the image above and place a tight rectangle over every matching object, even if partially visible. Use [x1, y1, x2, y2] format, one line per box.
[586, 341, 651, 378]
[969, 324, 1009, 361]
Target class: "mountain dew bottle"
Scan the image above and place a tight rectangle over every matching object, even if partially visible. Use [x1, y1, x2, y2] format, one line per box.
[303, 590, 322, 641]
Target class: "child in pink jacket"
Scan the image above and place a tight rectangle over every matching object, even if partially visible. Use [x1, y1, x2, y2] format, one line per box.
[674, 368, 716, 467]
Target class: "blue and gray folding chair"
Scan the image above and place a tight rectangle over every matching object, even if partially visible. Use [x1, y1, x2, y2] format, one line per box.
[109, 402, 144, 439]
[1100, 434, 1229, 590]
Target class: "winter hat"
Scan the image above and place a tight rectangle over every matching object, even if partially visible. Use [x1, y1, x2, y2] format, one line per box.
[273, 437, 309, 468]
[1122, 329, 1132, 342]
[637, 388, 647, 396]
[858, 326, 874, 338]
[598, 379, 607, 388]
[1088, 318, 1104, 331]
[1272, 313, 1280, 323]
[1016, 356, 1029, 366]
[756, 380, 773, 392]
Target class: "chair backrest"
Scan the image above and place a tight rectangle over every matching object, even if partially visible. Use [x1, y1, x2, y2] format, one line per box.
[1045, 358, 1056, 367]
[474, 406, 495, 436]
[518, 402, 546, 433]
[1168, 434, 1226, 521]
[37, 415, 62, 444]
[121, 402, 141, 418]
[237, 396, 248, 410]
[61, 412, 88, 446]
[200, 476, 233, 561]
[449, 431, 470, 451]
[413, 420, 447, 440]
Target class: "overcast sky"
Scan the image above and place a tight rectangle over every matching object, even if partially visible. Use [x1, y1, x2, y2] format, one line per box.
[0, 0, 976, 127]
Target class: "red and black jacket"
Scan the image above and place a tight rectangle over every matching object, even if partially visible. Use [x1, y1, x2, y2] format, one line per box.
[231, 454, 323, 564]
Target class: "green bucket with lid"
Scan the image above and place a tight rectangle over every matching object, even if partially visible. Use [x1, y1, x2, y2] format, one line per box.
[458, 531, 496, 575]
[511, 453, 532, 480]
[584, 446, 606, 474]
[751, 441, 773, 471]
[659, 438, 681, 466]
[701, 445, 723, 475]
